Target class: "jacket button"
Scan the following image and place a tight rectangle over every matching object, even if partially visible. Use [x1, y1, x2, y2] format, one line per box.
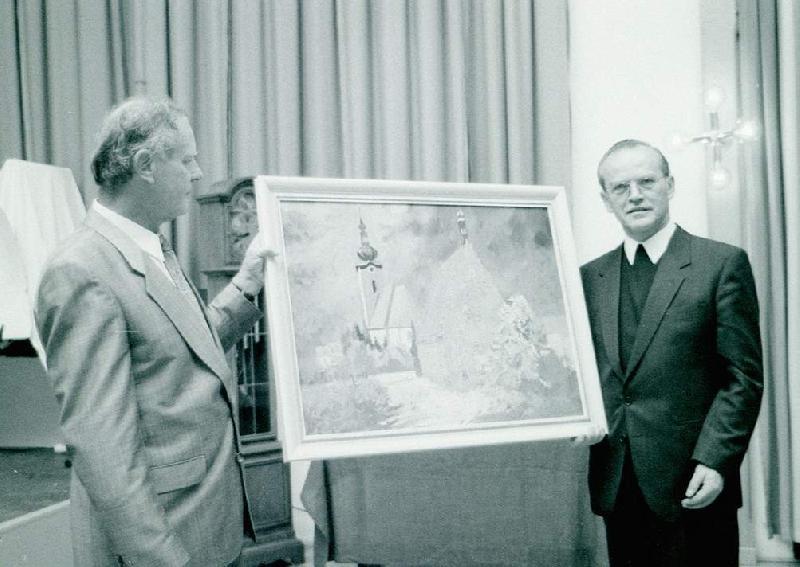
[623, 395, 632, 406]
[236, 453, 245, 465]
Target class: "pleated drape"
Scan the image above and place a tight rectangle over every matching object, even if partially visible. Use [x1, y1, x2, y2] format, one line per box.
[777, 0, 800, 544]
[0, 0, 129, 202]
[0, 0, 569, 284]
[737, 0, 800, 547]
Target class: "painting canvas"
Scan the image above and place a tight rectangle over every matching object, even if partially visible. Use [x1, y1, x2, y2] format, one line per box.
[254, 176, 606, 461]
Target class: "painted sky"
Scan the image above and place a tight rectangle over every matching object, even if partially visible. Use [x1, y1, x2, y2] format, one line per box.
[279, 201, 568, 363]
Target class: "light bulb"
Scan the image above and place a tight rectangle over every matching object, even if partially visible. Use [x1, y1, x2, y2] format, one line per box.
[667, 131, 687, 150]
[704, 86, 725, 112]
[734, 120, 759, 141]
[709, 165, 730, 189]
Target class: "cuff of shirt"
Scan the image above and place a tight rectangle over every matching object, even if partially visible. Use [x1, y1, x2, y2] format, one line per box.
[230, 281, 256, 302]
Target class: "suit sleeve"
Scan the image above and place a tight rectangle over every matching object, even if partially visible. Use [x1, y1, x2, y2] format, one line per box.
[207, 283, 262, 352]
[691, 249, 764, 475]
[35, 263, 190, 567]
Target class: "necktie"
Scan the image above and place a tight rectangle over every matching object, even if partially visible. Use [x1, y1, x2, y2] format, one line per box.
[159, 235, 206, 320]
[633, 244, 654, 270]
[631, 244, 656, 314]
[620, 244, 657, 371]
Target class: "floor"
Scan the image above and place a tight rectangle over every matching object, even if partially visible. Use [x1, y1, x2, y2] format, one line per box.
[0, 449, 798, 566]
[0, 448, 70, 524]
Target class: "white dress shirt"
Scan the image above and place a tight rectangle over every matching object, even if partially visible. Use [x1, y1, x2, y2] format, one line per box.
[92, 200, 175, 284]
[623, 221, 677, 265]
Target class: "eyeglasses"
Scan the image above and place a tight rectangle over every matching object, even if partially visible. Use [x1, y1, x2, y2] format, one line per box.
[606, 176, 664, 198]
[605, 176, 665, 198]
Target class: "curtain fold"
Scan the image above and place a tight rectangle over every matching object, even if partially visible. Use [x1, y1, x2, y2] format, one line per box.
[776, 0, 800, 545]
[410, 0, 445, 180]
[0, 0, 24, 161]
[301, 0, 342, 178]
[738, 0, 800, 548]
[337, 1, 373, 178]
[442, 2, 470, 183]
[0, 0, 570, 313]
[0, 0, 131, 205]
[504, 0, 534, 184]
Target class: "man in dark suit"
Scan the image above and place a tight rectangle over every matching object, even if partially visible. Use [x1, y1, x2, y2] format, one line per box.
[579, 139, 763, 566]
[36, 97, 271, 566]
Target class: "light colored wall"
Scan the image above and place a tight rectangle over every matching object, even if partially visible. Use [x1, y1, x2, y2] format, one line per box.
[568, 0, 708, 263]
[568, 3, 771, 563]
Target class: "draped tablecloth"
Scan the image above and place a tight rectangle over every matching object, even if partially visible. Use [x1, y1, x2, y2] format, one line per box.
[0, 208, 29, 341]
[301, 440, 608, 566]
[0, 159, 85, 359]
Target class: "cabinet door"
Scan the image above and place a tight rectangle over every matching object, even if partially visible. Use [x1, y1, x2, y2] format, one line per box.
[235, 292, 275, 440]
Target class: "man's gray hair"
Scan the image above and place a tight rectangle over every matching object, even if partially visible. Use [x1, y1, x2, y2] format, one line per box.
[90, 96, 186, 193]
[597, 139, 671, 189]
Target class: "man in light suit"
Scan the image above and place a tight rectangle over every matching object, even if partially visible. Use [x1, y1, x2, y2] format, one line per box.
[35, 97, 271, 566]
[579, 140, 763, 566]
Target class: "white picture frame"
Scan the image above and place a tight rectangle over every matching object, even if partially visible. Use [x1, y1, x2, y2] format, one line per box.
[254, 175, 606, 461]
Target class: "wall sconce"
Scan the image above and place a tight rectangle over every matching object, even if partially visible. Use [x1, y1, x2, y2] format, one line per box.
[670, 86, 758, 189]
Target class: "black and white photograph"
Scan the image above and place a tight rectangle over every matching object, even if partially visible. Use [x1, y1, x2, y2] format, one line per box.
[0, 1, 797, 566]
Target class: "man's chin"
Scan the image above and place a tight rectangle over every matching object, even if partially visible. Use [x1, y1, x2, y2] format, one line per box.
[625, 212, 655, 226]
[625, 219, 658, 239]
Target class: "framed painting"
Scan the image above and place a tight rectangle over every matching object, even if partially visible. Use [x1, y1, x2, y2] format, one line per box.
[254, 176, 606, 461]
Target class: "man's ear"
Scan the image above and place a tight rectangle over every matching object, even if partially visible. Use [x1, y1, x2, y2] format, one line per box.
[132, 149, 155, 183]
[600, 189, 613, 213]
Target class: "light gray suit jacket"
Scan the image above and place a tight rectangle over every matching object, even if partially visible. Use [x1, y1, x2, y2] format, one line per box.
[35, 210, 261, 566]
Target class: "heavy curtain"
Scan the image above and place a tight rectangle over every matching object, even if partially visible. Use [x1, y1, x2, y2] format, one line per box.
[737, 0, 800, 553]
[0, 0, 570, 283]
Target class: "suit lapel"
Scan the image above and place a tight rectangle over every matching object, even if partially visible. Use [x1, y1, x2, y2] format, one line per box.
[596, 247, 625, 379]
[624, 227, 691, 380]
[85, 210, 146, 275]
[85, 211, 230, 381]
[180, 270, 223, 350]
[143, 260, 231, 381]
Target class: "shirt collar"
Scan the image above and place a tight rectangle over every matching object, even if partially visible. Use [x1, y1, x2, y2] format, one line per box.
[623, 221, 676, 265]
[92, 200, 165, 265]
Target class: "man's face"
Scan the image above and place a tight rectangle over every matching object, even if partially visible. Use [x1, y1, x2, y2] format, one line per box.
[149, 116, 202, 222]
[599, 145, 674, 242]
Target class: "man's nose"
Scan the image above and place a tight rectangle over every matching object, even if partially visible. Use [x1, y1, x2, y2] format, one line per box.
[627, 182, 644, 199]
[191, 164, 203, 182]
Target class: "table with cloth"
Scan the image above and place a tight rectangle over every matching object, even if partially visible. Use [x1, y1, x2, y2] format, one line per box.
[301, 440, 608, 566]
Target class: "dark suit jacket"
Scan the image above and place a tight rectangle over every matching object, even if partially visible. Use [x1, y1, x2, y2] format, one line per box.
[35, 210, 262, 566]
[580, 226, 763, 520]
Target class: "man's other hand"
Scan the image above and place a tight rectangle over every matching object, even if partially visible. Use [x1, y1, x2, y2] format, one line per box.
[681, 463, 724, 509]
[570, 425, 605, 447]
[232, 233, 278, 296]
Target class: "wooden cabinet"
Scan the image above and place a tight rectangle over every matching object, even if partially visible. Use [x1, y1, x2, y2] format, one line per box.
[196, 177, 303, 566]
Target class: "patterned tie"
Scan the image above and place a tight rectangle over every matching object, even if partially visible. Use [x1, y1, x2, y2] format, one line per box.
[159, 234, 206, 320]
